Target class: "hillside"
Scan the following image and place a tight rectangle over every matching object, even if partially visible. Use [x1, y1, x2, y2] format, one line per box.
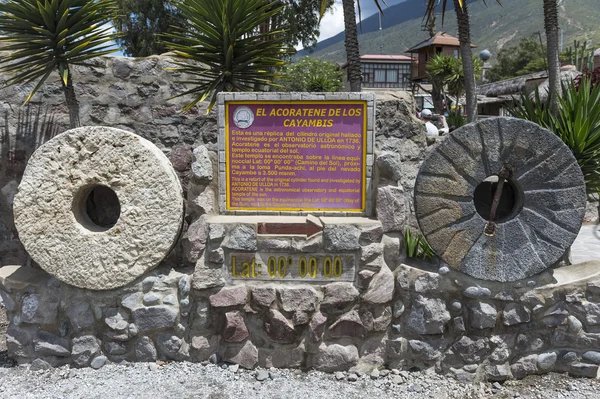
[301, 0, 600, 64]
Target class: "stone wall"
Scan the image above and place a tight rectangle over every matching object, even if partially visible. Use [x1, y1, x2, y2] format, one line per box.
[2, 54, 600, 380]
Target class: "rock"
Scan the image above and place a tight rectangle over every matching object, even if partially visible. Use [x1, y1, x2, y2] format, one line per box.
[223, 340, 258, 369]
[157, 335, 183, 358]
[335, 371, 345, 380]
[190, 335, 218, 362]
[570, 363, 599, 378]
[582, 351, 600, 364]
[163, 294, 178, 306]
[414, 273, 439, 293]
[251, 287, 277, 307]
[321, 282, 359, 307]
[370, 369, 380, 379]
[21, 293, 58, 324]
[90, 355, 107, 369]
[263, 344, 305, 369]
[376, 186, 407, 233]
[104, 307, 129, 331]
[265, 310, 296, 343]
[450, 300, 462, 312]
[104, 341, 127, 356]
[13, 127, 184, 290]
[503, 303, 531, 325]
[182, 217, 207, 263]
[452, 336, 490, 364]
[362, 263, 394, 304]
[230, 364, 239, 373]
[406, 296, 450, 334]
[361, 243, 383, 265]
[71, 335, 100, 367]
[222, 224, 257, 251]
[537, 351, 558, 371]
[312, 343, 359, 372]
[382, 234, 404, 270]
[256, 370, 269, 381]
[191, 146, 213, 182]
[34, 331, 70, 357]
[567, 315, 583, 334]
[360, 224, 384, 244]
[309, 312, 327, 342]
[409, 340, 440, 361]
[31, 358, 52, 371]
[373, 306, 392, 331]
[65, 303, 95, 331]
[414, 118, 586, 282]
[470, 302, 497, 329]
[279, 287, 317, 312]
[485, 364, 511, 381]
[208, 248, 225, 264]
[438, 265, 450, 275]
[223, 311, 249, 343]
[292, 311, 310, 326]
[323, 225, 361, 251]
[376, 151, 403, 181]
[358, 270, 375, 288]
[132, 306, 178, 332]
[347, 373, 358, 382]
[393, 300, 405, 318]
[329, 310, 366, 338]
[511, 355, 538, 379]
[584, 302, 600, 325]
[195, 299, 210, 328]
[453, 316, 466, 332]
[113, 58, 133, 78]
[169, 144, 193, 172]
[209, 286, 247, 308]
[135, 336, 157, 362]
[192, 255, 226, 290]
[462, 286, 492, 299]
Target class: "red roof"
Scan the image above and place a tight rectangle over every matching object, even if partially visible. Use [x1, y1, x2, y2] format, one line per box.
[360, 54, 413, 62]
[406, 32, 475, 52]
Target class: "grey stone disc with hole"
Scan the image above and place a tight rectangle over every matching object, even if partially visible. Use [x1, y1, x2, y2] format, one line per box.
[13, 126, 184, 290]
[414, 117, 586, 282]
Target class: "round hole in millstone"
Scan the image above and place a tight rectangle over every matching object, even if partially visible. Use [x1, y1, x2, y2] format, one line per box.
[473, 175, 522, 223]
[73, 185, 120, 231]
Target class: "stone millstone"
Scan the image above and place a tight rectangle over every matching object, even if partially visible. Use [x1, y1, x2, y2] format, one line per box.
[414, 117, 586, 282]
[13, 126, 184, 290]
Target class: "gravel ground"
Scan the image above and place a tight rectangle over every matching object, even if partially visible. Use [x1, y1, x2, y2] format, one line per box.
[0, 355, 599, 399]
[1, 307, 600, 399]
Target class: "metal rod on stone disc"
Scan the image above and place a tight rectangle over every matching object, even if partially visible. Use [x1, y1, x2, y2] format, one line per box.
[484, 165, 512, 236]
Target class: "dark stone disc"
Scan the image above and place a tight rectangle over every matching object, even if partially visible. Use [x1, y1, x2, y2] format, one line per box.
[414, 117, 586, 282]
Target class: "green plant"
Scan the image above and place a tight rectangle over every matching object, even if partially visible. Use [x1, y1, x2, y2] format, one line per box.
[426, 53, 482, 103]
[447, 107, 467, 129]
[0, 0, 119, 128]
[164, 0, 290, 112]
[279, 57, 343, 92]
[404, 227, 435, 261]
[509, 75, 600, 194]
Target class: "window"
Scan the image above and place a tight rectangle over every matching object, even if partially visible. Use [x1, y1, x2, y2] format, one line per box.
[386, 70, 398, 83]
[362, 72, 370, 83]
[374, 70, 386, 82]
[453, 49, 459, 58]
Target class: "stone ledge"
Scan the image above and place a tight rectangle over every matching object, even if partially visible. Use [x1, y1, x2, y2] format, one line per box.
[0, 265, 49, 291]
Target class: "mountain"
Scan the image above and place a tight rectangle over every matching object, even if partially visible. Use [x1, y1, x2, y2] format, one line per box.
[299, 0, 600, 64]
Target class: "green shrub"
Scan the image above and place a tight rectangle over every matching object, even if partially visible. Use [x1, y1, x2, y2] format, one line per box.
[404, 228, 435, 261]
[509, 74, 600, 194]
[279, 56, 343, 92]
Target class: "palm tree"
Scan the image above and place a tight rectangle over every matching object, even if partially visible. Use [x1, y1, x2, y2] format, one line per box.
[342, 0, 361, 91]
[0, 0, 119, 128]
[321, 1, 385, 92]
[164, 0, 290, 112]
[543, 0, 561, 114]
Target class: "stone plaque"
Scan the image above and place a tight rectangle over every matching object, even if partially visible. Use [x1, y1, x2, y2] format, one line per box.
[225, 101, 367, 212]
[414, 117, 586, 282]
[227, 252, 356, 282]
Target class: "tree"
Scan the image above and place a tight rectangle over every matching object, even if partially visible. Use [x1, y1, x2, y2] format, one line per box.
[341, 0, 361, 91]
[112, 0, 185, 57]
[111, 0, 334, 57]
[427, 53, 482, 113]
[164, 0, 289, 111]
[487, 36, 547, 82]
[543, 0, 561, 114]
[0, 0, 119, 129]
[279, 56, 344, 92]
[424, 0, 502, 122]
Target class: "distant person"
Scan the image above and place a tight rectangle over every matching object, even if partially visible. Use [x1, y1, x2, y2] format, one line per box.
[419, 109, 439, 137]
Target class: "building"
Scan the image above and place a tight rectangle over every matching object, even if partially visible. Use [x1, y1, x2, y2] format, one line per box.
[406, 32, 473, 81]
[359, 54, 414, 90]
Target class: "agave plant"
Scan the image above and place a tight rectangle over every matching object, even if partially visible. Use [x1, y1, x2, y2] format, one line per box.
[509, 75, 600, 194]
[165, 0, 290, 112]
[404, 227, 435, 261]
[0, 0, 119, 128]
